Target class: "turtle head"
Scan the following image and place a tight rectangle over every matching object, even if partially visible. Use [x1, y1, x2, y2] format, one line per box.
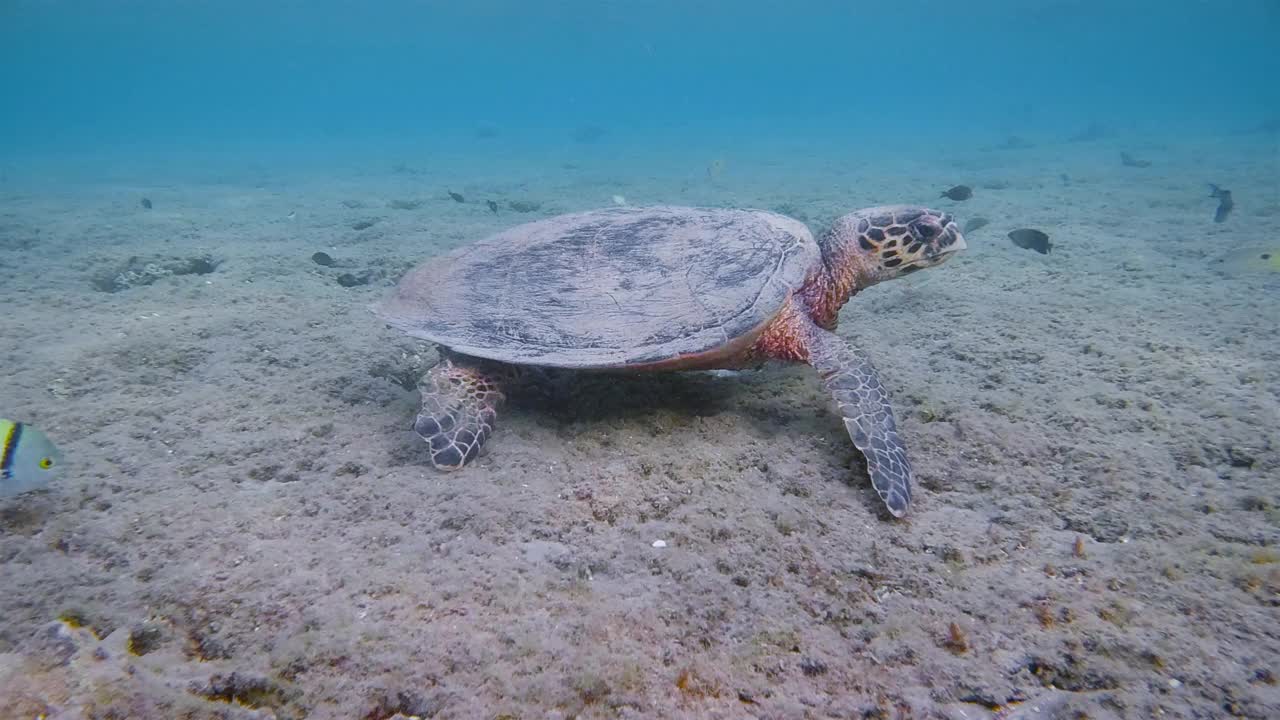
[805, 206, 965, 327]
[838, 206, 966, 282]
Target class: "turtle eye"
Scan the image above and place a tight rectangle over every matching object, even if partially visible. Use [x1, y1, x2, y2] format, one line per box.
[39, 457, 54, 469]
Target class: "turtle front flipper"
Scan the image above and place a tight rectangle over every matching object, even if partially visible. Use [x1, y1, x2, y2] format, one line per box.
[806, 328, 913, 518]
[414, 359, 505, 469]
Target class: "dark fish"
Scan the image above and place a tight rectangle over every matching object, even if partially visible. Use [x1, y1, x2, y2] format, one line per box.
[1067, 122, 1106, 142]
[311, 251, 336, 267]
[572, 125, 607, 143]
[940, 185, 972, 201]
[486, 200, 499, 214]
[140, 198, 152, 209]
[1209, 184, 1233, 223]
[508, 200, 542, 213]
[1120, 152, 1151, 168]
[962, 217, 990, 234]
[1008, 228, 1052, 254]
[447, 191, 465, 203]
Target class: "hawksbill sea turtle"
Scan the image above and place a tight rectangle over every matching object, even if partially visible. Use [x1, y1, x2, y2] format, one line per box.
[376, 205, 966, 517]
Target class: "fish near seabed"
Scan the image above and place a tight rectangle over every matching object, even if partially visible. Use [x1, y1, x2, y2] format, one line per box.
[448, 190, 465, 203]
[940, 185, 972, 201]
[1208, 184, 1233, 223]
[1220, 246, 1280, 274]
[707, 157, 727, 181]
[1, 419, 62, 497]
[1120, 152, 1151, 168]
[1008, 228, 1052, 254]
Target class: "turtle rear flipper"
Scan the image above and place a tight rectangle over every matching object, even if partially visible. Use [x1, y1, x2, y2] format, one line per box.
[807, 328, 913, 518]
[414, 360, 504, 469]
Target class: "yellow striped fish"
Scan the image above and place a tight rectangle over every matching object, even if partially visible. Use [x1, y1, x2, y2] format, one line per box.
[1, 419, 62, 496]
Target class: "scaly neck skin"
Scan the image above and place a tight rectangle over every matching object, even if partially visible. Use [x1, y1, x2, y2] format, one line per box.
[800, 230, 881, 330]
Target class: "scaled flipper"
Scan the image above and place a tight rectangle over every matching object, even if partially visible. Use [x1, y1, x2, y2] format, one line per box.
[806, 327, 913, 517]
[414, 359, 504, 469]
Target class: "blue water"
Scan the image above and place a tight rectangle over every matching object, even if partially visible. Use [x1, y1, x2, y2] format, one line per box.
[3, 0, 1278, 159]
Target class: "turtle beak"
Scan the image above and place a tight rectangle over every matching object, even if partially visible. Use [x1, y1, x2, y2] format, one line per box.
[922, 217, 965, 266]
[938, 213, 966, 254]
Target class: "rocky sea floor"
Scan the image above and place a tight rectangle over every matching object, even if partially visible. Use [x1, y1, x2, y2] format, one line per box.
[1, 134, 1277, 719]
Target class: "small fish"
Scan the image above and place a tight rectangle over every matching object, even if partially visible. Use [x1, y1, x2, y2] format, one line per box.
[1209, 184, 1233, 223]
[1120, 152, 1151, 168]
[140, 198, 152, 210]
[508, 200, 541, 213]
[287, 211, 296, 221]
[311, 251, 336, 267]
[707, 157, 726, 181]
[1220, 246, 1280, 274]
[962, 217, 990, 234]
[486, 200, 499, 214]
[999, 135, 1033, 150]
[1008, 228, 1052, 254]
[572, 125, 606, 143]
[1, 419, 62, 497]
[1068, 122, 1106, 143]
[447, 191, 465, 203]
[940, 185, 972, 201]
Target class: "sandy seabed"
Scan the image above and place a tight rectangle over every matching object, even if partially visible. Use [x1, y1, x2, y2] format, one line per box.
[1, 133, 1277, 719]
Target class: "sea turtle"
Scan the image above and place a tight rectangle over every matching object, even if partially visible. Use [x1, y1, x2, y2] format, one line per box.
[376, 205, 966, 517]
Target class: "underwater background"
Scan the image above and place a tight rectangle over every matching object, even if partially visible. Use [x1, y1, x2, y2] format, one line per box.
[1, 1, 1278, 719]
[5, 1, 1279, 161]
